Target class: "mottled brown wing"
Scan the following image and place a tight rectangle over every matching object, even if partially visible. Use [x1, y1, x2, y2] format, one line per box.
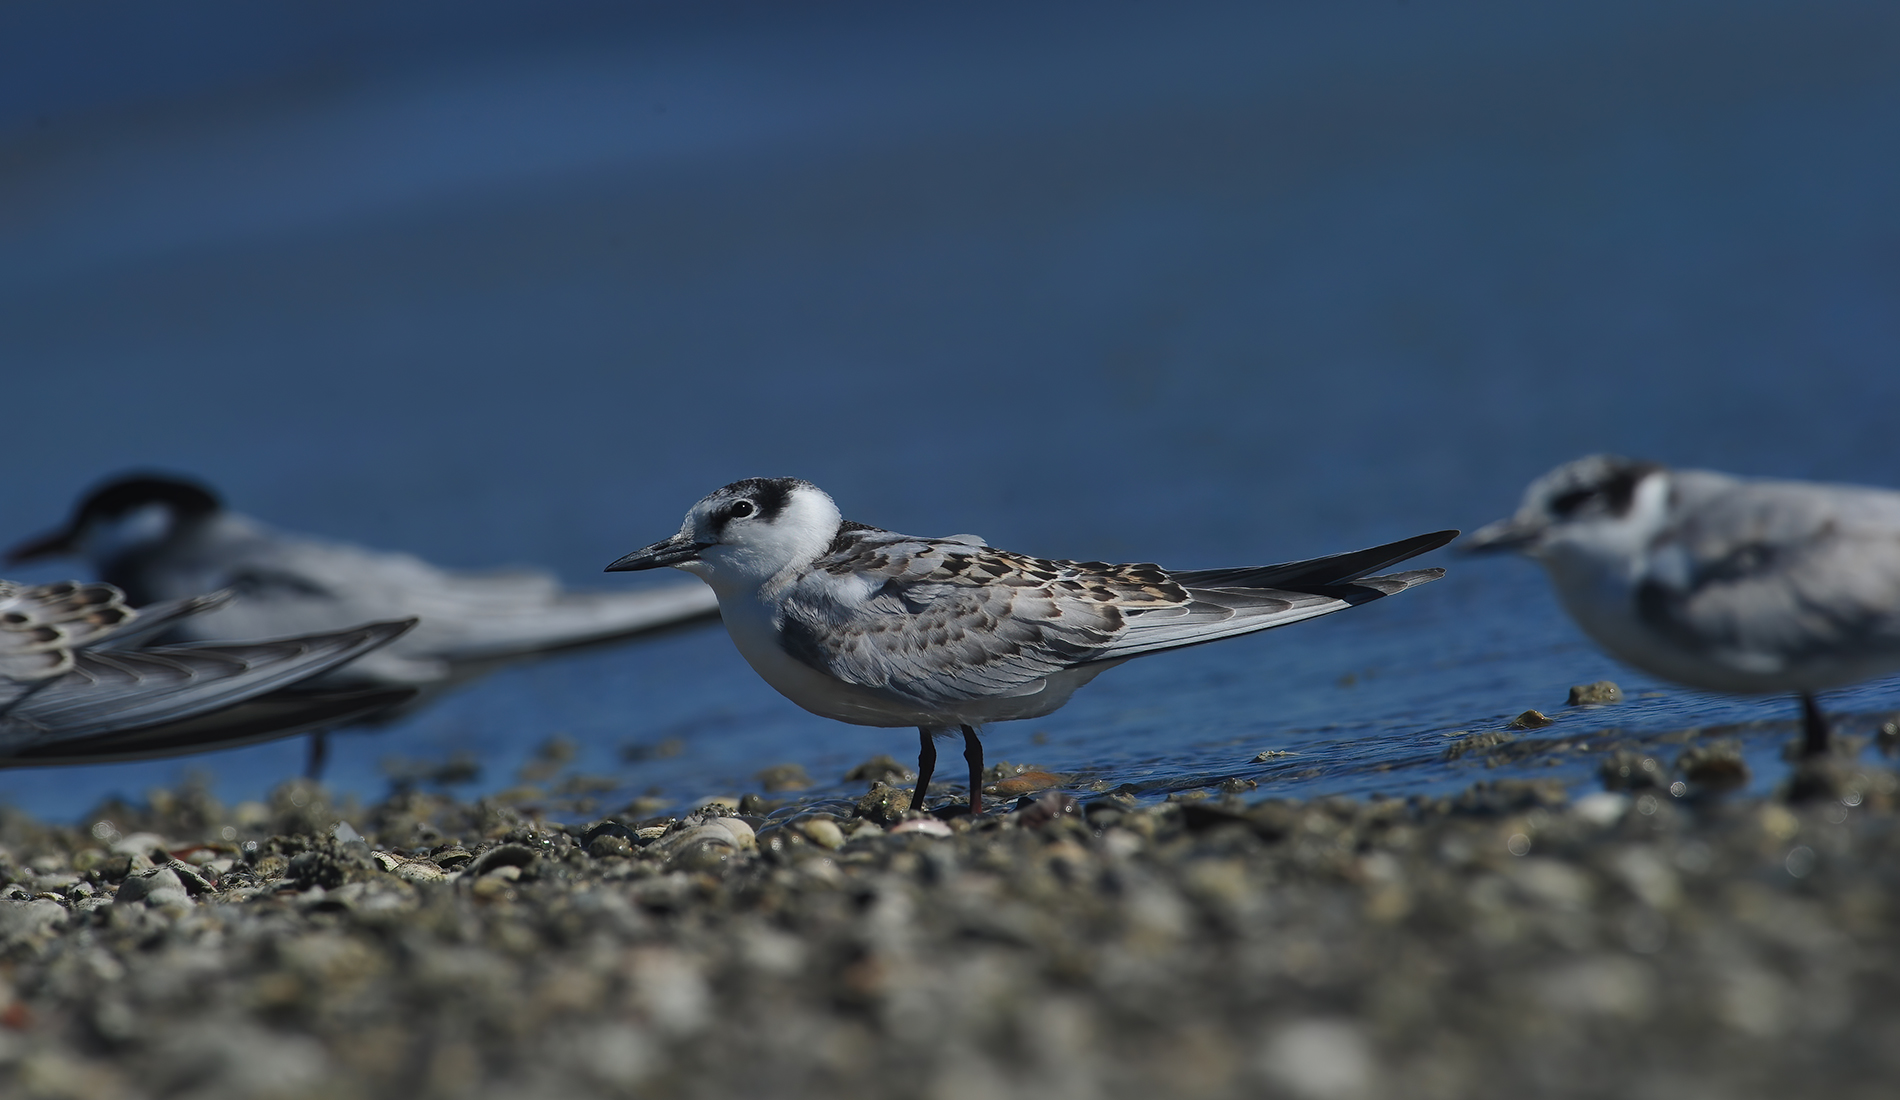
[780, 532, 1190, 708]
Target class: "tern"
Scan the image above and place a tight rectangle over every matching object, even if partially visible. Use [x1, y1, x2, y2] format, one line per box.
[608, 477, 1455, 814]
[1467, 454, 1900, 755]
[9, 473, 720, 685]
[10, 473, 722, 772]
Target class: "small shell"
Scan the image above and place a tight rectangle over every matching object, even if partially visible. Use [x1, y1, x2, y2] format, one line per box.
[799, 819, 846, 850]
[889, 818, 952, 838]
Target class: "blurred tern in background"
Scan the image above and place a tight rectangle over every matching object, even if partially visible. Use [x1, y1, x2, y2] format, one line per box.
[608, 477, 1456, 815]
[10, 473, 720, 683]
[10, 473, 721, 771]
[1467, 454, 1900, 755]
[0, 579, 415, 765]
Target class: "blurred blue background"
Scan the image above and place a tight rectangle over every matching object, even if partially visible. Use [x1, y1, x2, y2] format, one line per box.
[3, 0, 1898, 820]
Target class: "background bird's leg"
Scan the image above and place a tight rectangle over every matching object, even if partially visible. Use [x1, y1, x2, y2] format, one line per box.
[912, 727, 936, 811]
[962, 725, 984, 815]
[1799, 693, 1831, 757]
[304, 731, 329, 780]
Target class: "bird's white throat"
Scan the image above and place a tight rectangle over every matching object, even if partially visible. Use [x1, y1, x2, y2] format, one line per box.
[1533, 469, 1672, 590]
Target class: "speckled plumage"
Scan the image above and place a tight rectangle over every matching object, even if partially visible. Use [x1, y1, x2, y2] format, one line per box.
[610, 478, 1456, 812]
[0, 581, 139, 681]
[776, 524, 1443, 714]
[0, 577, 415, 762]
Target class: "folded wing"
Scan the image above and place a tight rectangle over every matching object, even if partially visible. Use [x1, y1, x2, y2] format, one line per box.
[780, 529, 1453, 709]
[0, 685, 417, 765]
[161, 532, 719, 675]
[0, 619, 416, 754]
[1637, 478, 1900, 667]
[1096, 566, 1446, 661]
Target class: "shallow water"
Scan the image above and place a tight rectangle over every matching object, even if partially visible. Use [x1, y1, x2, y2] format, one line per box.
[3, 0, 1899, 821]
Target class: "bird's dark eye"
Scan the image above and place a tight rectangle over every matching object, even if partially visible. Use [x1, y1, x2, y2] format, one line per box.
[729, 500, 756, 520]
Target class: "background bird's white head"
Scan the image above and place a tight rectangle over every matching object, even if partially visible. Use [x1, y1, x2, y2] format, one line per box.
[607, 477, 843, 593]
[1466, 454, 1672, 581]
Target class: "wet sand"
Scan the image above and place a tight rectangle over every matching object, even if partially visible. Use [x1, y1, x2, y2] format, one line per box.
[2, 747, 1898, 1100]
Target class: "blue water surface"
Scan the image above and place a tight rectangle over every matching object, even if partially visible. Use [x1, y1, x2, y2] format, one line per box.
[3, 0, 1898, 822]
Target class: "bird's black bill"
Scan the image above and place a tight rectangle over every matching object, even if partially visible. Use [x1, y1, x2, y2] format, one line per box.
[605, 534, 707, 572]
[1460, 518, 1540, 555]
[5, 525, 78, 566]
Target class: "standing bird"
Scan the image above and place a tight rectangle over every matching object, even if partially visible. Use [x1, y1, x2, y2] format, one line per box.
[0, 578, 416, 764]
[608, 478, 1455, 815]
[1466, 455, 1900, 755]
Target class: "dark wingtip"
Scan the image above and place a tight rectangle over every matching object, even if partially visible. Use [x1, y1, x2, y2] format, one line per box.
[1408, 530, 1462, 554]
[366, 617, 422, 642]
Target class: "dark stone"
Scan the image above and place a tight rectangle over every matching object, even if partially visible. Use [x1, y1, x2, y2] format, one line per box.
[470, 844, 539, 876]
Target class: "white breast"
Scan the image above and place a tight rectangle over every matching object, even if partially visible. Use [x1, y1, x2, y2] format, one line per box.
[709, 586, 1118, 728]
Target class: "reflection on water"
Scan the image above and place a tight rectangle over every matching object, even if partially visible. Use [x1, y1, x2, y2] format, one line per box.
[3, 1, 1899, 820]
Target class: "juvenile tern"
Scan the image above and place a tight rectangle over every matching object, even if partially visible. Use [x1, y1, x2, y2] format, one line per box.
[0, 578, 416, 763]
[1467, 455, 1900, 755]
[9, 473, 721, 686]
[608, 478, 1456, 814]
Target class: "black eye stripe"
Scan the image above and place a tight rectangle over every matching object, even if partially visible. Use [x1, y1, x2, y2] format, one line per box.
[1550, 488, 1594, 517]
[1548, 461, 1659, 520]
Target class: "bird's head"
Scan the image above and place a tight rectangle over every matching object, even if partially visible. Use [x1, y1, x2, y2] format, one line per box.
[7, 473, 222, 569]
[1464, 455, 1669, 562]
[605, 477, 842, 589]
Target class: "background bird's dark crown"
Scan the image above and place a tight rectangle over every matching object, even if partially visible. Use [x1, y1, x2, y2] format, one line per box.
[1543, 456, 1663, 520]
[76, 473, 223, 522]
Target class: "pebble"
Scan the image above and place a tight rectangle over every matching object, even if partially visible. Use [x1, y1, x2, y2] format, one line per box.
[587, 834, 635, 859]
[989, 770, 1063, 797]
[888, 818, 952, 838]
[799, 819, 846, 850]
[755, 763, 812, 792]
[1567, 680, 1625, 706]
[1678, 742, 1750, 792]
[843, 755, 914, 783]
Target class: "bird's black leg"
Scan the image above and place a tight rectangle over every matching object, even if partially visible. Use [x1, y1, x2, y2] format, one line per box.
[1800, 693, 1831, 757]
[962, 725, 984, 817]
[304, 731, 329, 781]
[913, 727, 937, 812]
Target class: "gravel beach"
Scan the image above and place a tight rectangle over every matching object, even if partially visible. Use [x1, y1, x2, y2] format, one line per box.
[3, 747, 1899, 1100]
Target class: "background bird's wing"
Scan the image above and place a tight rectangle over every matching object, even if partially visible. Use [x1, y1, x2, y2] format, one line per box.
[779, 530, 1449, 707]
[1637, 477, 1900, 664]
[0, 619, 416, 751]
[174, 532, 717, 668]
[396, 573, 720, 662]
